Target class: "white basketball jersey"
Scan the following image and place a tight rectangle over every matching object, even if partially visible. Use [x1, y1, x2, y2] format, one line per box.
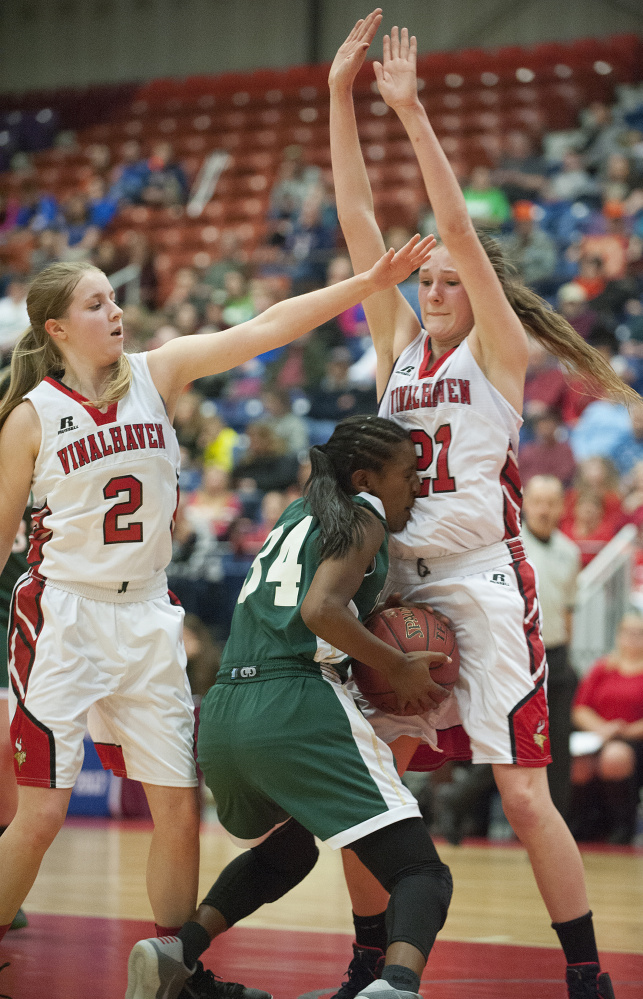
[25, 353, 180, 585]
[379, 333, 523, 560]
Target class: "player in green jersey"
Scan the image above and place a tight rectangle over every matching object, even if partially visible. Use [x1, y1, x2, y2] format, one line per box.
[126, 415, 453, 999]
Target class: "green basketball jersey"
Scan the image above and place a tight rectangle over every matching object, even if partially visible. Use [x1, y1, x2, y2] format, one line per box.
[221, 495, 388, 681]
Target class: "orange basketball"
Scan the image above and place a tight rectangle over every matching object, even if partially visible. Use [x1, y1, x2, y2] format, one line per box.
[351, 605, 459, 715]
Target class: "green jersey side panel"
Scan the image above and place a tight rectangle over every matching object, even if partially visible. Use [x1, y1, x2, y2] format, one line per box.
[221, 496, 388, 677]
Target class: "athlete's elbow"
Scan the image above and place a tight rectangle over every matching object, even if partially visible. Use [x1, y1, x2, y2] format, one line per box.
[301, 593, 333, 633]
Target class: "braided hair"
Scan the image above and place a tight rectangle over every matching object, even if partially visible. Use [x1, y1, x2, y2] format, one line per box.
[304, 415, 412, 561]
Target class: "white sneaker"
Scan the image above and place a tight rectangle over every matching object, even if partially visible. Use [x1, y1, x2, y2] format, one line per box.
[125, 936, 193, 999]
[354, 980, 420, 999]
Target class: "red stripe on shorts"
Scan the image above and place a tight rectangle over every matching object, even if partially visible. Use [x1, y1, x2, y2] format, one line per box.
[9, 572, 46, 697]
[407, 725, 472, 772]
[94, 742, 128, 777]
[507, 557, 551, 766]
[11, 701, 57, 786]
[9, 573, 59, 785]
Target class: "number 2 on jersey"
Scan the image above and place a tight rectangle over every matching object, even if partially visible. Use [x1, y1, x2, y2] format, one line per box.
[238, 516, 313, 607]
[103, 475, 144, 544]
[410, 425, 456, 497]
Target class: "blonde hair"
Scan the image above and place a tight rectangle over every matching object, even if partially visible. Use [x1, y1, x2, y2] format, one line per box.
[0, 262, 132, 432]
[475, 231, 640, 408]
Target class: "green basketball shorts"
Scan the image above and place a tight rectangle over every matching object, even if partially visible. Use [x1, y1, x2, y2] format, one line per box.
[198, 664, 420, 849]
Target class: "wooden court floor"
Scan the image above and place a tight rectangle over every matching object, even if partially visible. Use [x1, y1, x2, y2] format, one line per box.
[1, 816, 642, 999]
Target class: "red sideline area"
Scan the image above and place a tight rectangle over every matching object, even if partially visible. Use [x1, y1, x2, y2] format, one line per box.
[1, 916, 642, 999]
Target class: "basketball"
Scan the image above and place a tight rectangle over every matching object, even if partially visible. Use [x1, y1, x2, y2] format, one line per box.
[351, 606, 460, 715]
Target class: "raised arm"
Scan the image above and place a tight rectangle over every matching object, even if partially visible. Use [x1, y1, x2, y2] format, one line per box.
[374, 28, 529, 411]
[147, 234, 434, 417]
[329, 10, 422, 395]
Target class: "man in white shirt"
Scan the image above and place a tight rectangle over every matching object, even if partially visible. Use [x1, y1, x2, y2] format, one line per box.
[522, 475, 582, 820]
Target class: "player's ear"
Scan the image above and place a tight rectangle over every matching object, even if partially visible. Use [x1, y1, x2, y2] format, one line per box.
[351, 468, 372, 493]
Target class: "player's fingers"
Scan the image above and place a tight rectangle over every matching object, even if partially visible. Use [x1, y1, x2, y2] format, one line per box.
[410, 34, 418, 65]
[410, 234, 436, 257]
[400, 26, 409, 59]
[346, 19, 363, 43]
[416, 602, 454, 628]
[390, 26, 399, 59]
[361, 9, 383, 40]
[382, 32, 391, 64]
[383, 592, 402, 608]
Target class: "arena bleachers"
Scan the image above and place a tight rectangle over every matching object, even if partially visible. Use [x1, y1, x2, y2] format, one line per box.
[1, 32, 642, 295]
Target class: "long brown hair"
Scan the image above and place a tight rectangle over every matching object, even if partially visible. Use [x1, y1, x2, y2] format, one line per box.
[475, 231, 639, 407]
[0, 262, 132, 432]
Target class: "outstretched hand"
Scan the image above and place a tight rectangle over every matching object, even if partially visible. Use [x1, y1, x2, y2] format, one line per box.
[368, 233, 437, 292]
[328, 8, 382, 91]
[373, 26, 420, 112]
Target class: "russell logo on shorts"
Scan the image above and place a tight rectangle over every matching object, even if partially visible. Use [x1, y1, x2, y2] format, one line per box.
[231, 667, 258, 680]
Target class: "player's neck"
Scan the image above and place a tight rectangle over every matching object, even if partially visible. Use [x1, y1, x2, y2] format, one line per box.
[58, 359, 114, 403]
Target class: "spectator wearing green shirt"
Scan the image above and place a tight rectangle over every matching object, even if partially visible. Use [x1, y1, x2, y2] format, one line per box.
[463, 165, 511, 231]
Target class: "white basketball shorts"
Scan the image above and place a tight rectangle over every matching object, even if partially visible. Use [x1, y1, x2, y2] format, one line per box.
[8, 572, 197, 788]
[359, 540, 552, 768]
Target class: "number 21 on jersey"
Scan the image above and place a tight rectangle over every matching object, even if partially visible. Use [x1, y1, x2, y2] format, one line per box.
[238, 516, 313, 607]
[410, 425, 456, 497]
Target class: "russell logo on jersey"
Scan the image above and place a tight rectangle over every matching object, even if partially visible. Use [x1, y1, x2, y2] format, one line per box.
[57, 416, 79, 434]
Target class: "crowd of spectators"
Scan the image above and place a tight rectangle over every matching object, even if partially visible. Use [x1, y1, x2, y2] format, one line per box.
[1, 83, 643, 840]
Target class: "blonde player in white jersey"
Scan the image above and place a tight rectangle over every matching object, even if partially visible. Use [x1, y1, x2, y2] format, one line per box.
[328, 13, 639, 999]
[0, 240, 436, 990]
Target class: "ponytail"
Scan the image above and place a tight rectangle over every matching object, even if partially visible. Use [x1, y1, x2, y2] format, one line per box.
[304, 415, 411, 561]
[306, 445, 372, 561]
[477, 231, 640, 408]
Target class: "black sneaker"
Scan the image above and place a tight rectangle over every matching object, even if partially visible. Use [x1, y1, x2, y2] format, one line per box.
[329, 944, 385, 999]
[179, 962, 272, 999]
[566, 963, 616, 999]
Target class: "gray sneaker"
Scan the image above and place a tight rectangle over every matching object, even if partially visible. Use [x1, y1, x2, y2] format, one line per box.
[353, 980, 420, 999]
[124, 935, 273, 999]
[125, 937, 192, 999]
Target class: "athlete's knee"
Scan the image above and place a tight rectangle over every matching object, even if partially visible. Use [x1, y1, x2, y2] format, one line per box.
[385, 861, 453, 959]
[498, 772, 550, 832]
[388, 861, 453, 928]
[201, 819, 318, 925]
[14, 789, 68, 853]
[144, 784, 200, 839]
[253, 818, 319, 896]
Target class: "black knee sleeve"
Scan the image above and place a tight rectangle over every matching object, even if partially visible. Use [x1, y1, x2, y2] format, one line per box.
[350, 818, 452, 960]
[385, 862, 453, 959]
[202, 819, 318, 927]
